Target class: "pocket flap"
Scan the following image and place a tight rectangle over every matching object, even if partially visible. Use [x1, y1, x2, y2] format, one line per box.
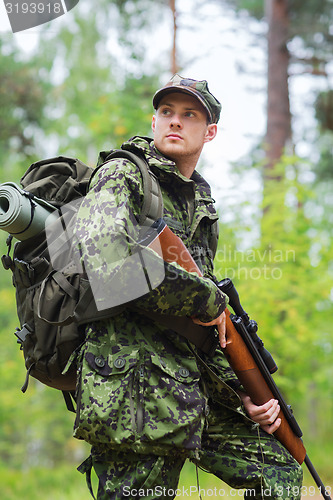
[151, 353, 200, 383]
[85, 348, 139, 377]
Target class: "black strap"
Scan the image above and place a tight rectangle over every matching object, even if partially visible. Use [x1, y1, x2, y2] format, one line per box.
[62, 390, 76, 413]
[138, 309, 219, 357]
[21, 363, 34, 393]
[53, 271, 79, 300]
[73, 282, 125, 325]
[77, 455, 96, 500]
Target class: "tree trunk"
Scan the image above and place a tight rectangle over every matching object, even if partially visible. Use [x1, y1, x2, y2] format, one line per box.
[170, 0, 179, 74]
[264, 0, 291, 178]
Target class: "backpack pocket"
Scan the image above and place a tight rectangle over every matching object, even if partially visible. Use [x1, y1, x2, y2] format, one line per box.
[38, 271, 81, 326]
[38, 271, 124, 327]
[17, 281, 81, 392]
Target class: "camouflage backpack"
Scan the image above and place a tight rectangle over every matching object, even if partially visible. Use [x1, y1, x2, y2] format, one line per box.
[1, 149, 163, 410]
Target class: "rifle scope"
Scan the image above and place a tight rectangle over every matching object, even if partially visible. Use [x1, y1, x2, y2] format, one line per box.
[218, 278, 278, 374]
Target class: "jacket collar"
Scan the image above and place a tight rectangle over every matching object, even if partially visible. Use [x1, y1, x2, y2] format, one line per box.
[121, 136, 214, 201]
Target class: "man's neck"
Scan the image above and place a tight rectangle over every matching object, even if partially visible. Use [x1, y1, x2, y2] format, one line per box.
[153, 142, 200, 179]
[174, 151, 202, 179]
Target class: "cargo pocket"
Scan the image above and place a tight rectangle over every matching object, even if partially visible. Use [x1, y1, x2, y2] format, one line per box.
[73, 343, 141, 447]
[143, 353, 206, 449]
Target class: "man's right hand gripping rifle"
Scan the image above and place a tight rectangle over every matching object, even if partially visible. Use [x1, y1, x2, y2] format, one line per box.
[192, 310, 282, 435]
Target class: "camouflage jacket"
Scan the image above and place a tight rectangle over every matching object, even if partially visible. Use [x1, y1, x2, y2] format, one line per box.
[73, 136, 245, 456]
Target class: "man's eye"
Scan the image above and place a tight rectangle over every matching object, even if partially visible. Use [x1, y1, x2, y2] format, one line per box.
[162, 109, 171, 115]
[185, 112, 195, 118]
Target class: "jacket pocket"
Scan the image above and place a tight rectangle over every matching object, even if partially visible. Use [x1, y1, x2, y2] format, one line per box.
[143, 353, 206, 449]
[73, 343, 141, 447]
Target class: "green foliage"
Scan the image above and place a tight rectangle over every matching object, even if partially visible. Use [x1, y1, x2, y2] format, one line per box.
[289, 0, 333, 48]
[110, 0, 168, 56]
[0, 464, 89, 500]
[313, 90, 333, 181]
[0, 461, 231, 500]
[28, 0, 163, 163]
[313, 131, 333, 182]
[214, 154, 333, 456]
[0, 41, 51, 170]
[214, 0, 263, 19]
[0, 0, 163, 176]
[224, 0, 333, 40]
[0, 291, 88, 468]
[315, 90, 333, 132]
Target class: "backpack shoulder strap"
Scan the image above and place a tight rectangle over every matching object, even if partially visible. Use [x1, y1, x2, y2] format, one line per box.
[90, 149, 163, 227]
[209, 220, 219, 260]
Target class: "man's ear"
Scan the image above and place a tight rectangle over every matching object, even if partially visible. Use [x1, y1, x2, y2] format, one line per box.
[151, 115, 156, 133]
[204, 123, 217, 143]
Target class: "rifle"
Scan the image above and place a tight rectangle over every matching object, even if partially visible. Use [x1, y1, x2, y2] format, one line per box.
[147, 218, 331, 500]
[218, 278, 331, 500]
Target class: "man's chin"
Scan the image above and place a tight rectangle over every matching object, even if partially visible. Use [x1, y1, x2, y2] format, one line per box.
[154, 142, 184, 162]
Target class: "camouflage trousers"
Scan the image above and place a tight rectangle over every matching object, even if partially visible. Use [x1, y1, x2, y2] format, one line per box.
[78, 403, 303, 500]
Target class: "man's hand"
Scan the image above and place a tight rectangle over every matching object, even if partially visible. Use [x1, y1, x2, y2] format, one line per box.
[191, 311, 227, 348]
[238, 391, 282, 434]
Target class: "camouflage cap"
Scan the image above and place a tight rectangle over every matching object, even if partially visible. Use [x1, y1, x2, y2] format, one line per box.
[153, 74, 221, 124]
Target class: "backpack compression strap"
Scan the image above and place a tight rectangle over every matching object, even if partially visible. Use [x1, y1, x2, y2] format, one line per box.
[90, 150, 163, 227]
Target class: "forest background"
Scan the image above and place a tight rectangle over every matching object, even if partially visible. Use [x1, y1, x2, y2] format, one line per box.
[0, 0, 332, 499]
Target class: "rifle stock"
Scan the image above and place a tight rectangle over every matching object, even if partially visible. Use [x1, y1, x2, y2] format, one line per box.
[147, 219, 331, 499]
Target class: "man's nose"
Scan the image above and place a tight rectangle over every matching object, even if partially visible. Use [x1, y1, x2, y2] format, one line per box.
[170, 114, 182, 128]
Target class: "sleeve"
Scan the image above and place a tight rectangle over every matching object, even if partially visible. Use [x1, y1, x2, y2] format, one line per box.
[73, 159, 227, 322]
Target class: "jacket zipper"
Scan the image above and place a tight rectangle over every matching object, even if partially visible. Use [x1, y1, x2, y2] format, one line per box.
[136, 365, 144, 434]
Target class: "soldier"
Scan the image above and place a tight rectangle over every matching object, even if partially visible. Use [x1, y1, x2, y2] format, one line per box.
[73, 75, 303, 499]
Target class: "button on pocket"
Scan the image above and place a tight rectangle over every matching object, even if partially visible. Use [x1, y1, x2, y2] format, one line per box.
[95, 356, 105, 368]
[114, 357, 126, 369]
[179, 367, 190, 378]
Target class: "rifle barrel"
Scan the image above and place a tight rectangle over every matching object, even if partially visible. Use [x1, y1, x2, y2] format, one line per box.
[304, 455, 332, 500]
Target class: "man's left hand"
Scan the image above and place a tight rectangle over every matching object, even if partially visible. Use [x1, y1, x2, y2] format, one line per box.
[238, 391, 282, 434]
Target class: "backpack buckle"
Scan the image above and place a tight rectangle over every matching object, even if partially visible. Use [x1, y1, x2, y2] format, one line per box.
[13, 258, 35, 286]
[14, 323, 33, 345]
[1, 254, 13, 270]
[1, 235, 13, 270]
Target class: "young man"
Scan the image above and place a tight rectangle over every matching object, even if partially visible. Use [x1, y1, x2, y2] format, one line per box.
[73, 75, 303, 499]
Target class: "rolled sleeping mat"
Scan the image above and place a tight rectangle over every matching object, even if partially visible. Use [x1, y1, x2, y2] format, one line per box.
[0, 182, 57, 240]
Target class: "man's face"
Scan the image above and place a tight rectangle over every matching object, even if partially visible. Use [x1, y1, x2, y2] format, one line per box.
[151, 93, 217, 166]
